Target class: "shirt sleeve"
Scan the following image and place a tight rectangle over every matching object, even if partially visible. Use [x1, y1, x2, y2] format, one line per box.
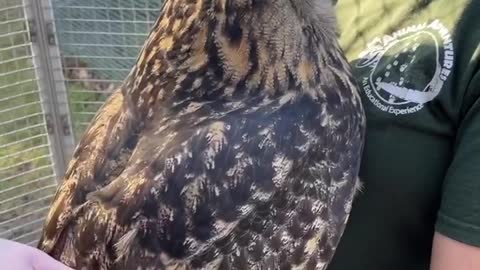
[435, 71, 480, 247]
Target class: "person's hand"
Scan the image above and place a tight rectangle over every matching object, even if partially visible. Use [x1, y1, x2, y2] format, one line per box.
[0, 238, 73, 270]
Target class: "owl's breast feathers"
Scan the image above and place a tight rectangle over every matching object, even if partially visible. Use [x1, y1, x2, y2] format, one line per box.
[37, 0, 365, 269]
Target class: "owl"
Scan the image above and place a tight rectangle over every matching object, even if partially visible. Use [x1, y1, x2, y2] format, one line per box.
[37, 0, 365, 269]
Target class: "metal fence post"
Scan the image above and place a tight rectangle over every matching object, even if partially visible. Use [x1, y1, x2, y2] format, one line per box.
[23, 0, 75, 182]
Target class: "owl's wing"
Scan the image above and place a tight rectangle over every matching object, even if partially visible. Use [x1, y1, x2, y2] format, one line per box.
[37, 88, 138, 254]
[38, 91, 363, 269]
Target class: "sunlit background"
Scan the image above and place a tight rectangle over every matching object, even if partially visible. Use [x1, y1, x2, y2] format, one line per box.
[0, 0, 161, 246]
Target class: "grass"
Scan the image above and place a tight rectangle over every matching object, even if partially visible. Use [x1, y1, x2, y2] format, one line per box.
[67, 82, 110, 138]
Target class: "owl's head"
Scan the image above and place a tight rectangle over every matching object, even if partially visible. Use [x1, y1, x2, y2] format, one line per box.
[288, 0, 337, 33]
[157, 0, 338, 37]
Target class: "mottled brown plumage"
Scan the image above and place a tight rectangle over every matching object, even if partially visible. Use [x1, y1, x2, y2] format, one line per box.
[37, 0, 365, 269]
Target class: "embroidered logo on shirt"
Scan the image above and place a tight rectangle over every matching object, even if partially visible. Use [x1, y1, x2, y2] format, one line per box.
[355, 20, 454, 115]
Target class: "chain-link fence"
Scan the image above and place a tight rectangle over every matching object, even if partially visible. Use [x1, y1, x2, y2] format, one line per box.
[0, 0, 160, 246]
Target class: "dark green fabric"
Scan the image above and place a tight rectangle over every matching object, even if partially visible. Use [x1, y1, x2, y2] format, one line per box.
[328, 0, 480, 269]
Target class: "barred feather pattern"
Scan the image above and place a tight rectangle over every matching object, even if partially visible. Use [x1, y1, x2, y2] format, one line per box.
[37, 0, 366, 269]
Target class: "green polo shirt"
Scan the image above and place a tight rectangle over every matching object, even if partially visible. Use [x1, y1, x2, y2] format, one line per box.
[328, 0, 480, 269]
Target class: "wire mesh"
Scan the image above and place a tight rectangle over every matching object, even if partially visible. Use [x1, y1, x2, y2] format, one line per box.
[51, 0, 161, 138]
[0, 0, 57, 246]
[0, 0, 162, 248]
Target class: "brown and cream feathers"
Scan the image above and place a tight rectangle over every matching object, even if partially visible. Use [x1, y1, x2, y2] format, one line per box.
[37, 0, 365, 269]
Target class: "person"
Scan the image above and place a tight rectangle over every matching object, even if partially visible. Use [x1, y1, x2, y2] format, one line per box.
[0, 239, 71, 270]
[328, 0, 480, 269]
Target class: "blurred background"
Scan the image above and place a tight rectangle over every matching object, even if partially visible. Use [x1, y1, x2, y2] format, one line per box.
[0, 0, 161, 246]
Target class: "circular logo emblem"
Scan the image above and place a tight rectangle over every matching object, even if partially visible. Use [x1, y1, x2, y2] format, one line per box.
[355, 20, 454, 115]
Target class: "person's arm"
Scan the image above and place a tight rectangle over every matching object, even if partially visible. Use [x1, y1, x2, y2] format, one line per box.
[0, 238, 72, 270]
[431, 61, 480, 268]
[430, 232, 480, 270]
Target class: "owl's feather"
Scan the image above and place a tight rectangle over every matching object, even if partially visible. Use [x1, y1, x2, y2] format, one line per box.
[37, 0, 365, 269]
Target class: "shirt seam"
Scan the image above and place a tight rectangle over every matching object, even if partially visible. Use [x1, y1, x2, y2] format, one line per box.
[436, 212, 480, 247]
